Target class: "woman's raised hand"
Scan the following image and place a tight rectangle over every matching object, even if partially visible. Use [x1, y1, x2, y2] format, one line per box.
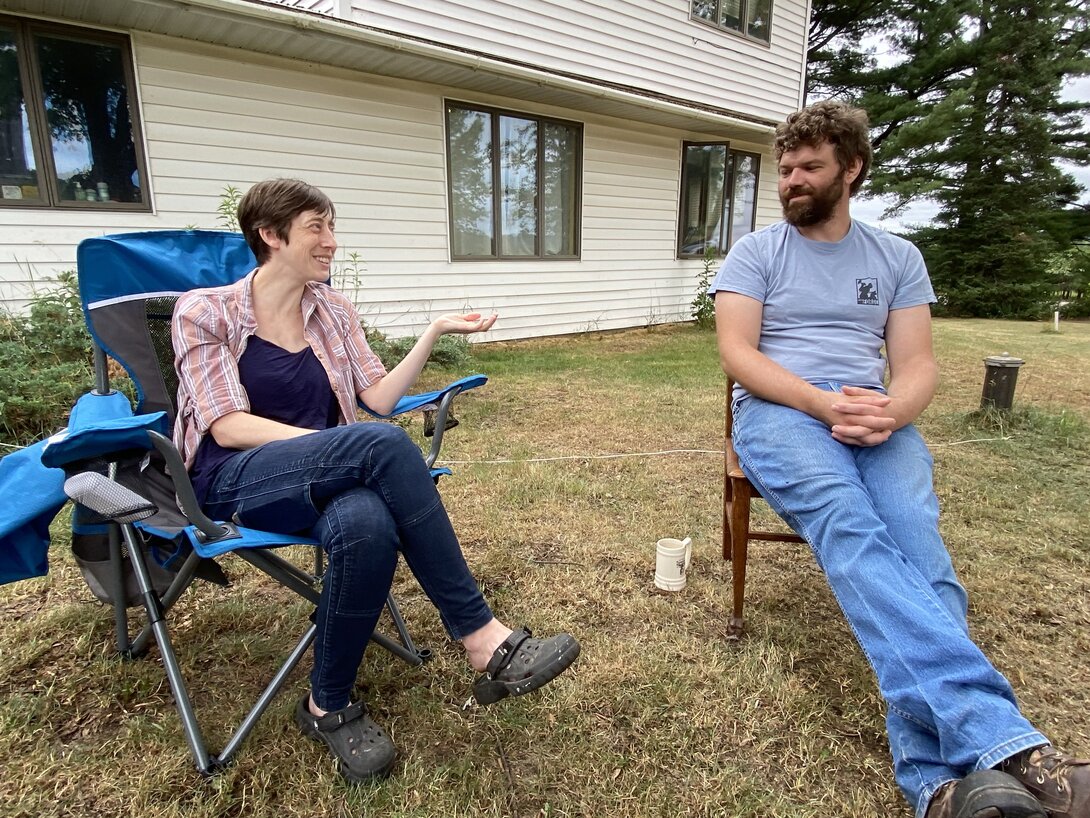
[432, 312, 498, 336]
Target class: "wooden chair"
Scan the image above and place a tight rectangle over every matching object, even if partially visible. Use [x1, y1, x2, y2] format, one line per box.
[722, 379, 805, 638]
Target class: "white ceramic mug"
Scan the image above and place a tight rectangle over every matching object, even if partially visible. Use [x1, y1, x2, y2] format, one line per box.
[654, 537, 692, 591]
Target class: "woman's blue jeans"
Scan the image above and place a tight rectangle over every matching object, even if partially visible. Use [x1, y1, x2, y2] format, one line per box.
[201, 422, 494, 712]
[732, 386, 1047, 818]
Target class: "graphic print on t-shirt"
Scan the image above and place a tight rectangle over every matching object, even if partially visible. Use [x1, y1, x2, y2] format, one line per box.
[856, 278, 880, 306]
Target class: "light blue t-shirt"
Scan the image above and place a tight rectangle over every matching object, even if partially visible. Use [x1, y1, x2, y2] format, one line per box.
[709, 220, 935, 397]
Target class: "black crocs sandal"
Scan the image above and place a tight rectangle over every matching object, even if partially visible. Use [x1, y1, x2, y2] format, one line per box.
[472, 627, 580, 706]
[295, 696, 396, 783]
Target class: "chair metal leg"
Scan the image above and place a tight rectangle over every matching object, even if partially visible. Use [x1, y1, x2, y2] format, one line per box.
[131, 548, 204, 657]
[107, 524, 131, 655]
[239, 550, 431, 666]
[120, 523, 213, 774]
[215, 623, 316, 768]
[237, 549, 320, 605]
[117, 536, 431, 773]
[727, 477, 752, 640]
[381, 592, 432, 665]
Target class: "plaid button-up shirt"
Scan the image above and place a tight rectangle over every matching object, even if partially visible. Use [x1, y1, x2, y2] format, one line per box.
[172, 269, 386, 469]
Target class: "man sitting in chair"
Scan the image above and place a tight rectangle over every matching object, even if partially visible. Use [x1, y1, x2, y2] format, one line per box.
[173, 178, 579, 783]
[710, 100, 1089, 818]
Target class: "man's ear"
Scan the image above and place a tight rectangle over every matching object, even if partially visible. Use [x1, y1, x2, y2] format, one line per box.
[843, 156, 863, 189]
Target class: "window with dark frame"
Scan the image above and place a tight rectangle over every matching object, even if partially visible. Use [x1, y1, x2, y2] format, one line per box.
[445, 101, 581, 260]
[678, 143, 760, 258]
[0, 15, 150, 210]
[691, 0, 772, 43]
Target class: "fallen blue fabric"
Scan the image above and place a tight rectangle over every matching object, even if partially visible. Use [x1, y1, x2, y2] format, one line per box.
[0, 390, 166, 586]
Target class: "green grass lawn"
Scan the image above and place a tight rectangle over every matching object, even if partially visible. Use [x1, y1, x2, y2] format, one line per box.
[1, 318, 1087, 818]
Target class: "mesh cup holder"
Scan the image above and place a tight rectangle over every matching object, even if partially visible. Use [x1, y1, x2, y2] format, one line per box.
[71, 532, 174, 608]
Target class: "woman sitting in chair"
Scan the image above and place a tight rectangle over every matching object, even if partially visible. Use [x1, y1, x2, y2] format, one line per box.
[172, 177, 579, 782]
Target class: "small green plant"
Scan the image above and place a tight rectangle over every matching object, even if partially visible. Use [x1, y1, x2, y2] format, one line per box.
[334, 251, 367, 309]
[216, 185, 242, 232]
[691, 245, 718, 329]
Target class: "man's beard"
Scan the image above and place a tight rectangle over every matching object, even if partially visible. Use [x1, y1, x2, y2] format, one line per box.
[780, 174, 846, 227]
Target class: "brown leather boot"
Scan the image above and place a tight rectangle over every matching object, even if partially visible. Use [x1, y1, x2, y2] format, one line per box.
[926, 770, 1046, 818]
[997, 745, 1090, 818]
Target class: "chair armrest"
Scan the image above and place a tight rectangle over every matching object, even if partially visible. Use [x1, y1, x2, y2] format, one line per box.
[360, 374, 488, 418]
[41, 391, 169, 469]
[41, 391, 230, 542]
[359, 374, 488, 469]
[144, 430, 233, 542]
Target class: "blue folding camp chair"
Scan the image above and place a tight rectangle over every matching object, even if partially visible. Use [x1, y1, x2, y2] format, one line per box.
[42, 229, 487, 775]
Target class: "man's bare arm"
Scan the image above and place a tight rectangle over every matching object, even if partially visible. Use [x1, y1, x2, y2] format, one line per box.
[880, 303, 938, 427]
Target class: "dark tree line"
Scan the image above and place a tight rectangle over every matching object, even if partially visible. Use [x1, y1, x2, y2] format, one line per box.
[807, 0, 1090, 318]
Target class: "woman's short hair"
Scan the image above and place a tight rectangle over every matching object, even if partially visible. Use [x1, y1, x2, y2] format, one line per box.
[773, 101, 873, 195]
[237, 178, 336, 263]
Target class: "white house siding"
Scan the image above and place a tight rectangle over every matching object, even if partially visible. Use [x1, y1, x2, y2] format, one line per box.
[0, 31, 777, 340]
[348, 0, 808, 125]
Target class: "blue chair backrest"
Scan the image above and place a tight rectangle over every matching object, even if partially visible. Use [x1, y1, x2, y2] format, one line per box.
[77, 230, 257, 307]
[76, 230, 257, 421]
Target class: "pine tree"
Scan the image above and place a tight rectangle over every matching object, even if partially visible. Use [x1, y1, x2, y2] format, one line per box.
[808, 0, 1090, 317]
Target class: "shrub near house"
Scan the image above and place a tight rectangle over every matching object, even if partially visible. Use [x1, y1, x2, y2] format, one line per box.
[0, 272, 93, 447]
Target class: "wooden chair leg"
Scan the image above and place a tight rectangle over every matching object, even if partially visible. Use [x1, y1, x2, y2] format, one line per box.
[727, 477, 752, 640]
[722, 468, 734, 561]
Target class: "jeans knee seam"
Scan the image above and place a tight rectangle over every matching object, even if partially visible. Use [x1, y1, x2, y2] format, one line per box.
[399, 496, 443, 528]
[324, 497, 397, 616]
[890, 702, 932, 731]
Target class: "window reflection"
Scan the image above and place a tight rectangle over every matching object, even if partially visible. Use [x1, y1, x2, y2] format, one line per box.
[678, 144, 759, 256]
[499, 116, 537, 257]
[730, 153, 758, 244]
[719, 0, 743, 33]
[542, 122, 576, 256]
[447, 107, 494, 256]
[37, 35, 142, 203]
[0, 27, 41, 202]
[0, 18, 149, 208]
[690, 0, 771, 42]
[680, 144, 727, 255]
[747, 0, 771, 39]
[691, 0, 716, 21]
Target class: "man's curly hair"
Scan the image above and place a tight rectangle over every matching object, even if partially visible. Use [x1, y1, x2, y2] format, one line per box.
[773, 101, 872, 196]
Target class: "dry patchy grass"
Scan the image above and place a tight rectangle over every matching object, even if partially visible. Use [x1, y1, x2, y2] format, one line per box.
[1, 319, 1087, 818]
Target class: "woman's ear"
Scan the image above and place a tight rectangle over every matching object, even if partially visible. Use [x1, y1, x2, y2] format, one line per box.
[258, 225, 282, 253]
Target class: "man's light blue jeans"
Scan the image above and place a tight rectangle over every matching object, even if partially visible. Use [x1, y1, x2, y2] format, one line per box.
[731, 385, 1048, 817]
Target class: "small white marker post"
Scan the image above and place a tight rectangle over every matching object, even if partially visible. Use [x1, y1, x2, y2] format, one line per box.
[1055, 310, 1061, 332]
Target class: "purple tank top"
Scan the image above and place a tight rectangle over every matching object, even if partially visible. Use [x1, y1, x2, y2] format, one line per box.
[189, 335, 340, 504]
